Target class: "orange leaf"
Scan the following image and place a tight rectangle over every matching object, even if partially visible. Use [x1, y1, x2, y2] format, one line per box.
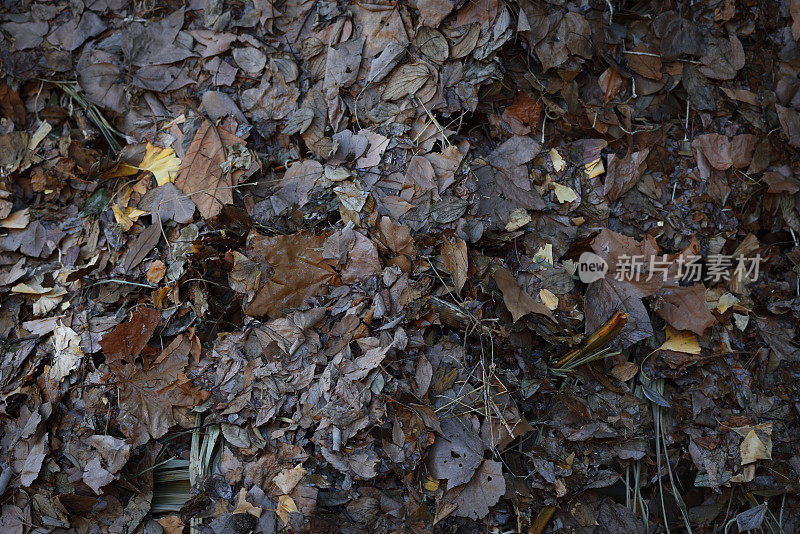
[598, 68, 624, 104]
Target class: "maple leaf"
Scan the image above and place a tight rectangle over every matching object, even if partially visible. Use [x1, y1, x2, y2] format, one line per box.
[113, 336, 204, 447]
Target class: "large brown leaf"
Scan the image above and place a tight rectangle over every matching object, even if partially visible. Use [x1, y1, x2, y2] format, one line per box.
[494, 267, 554, 322]
[604, 149, 650, 201]
[654, 285, 716, 336]
[175, 121, 245, 219]
[113, 335, 203, 447]
[99, 308, 160, 366]
[244, 232, 339, 318]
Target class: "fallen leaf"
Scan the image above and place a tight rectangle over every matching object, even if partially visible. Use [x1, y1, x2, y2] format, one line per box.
[0, 209, 30, 229]
[382, 62, 430, 101]
[137, 143, 181, 186]
[99, 307, 160, 366]
[599, 68, 624, 103]
[276, 495, 299, 525]
[146, 260, 167, 284]
[659, 326, 701, 354]
[654, 285, 716, 336]
[627, 43, 662, 80]
[739, 428, 771, 465]
[427, 417, 484, 490]
[112, 204, 148, 232]
[122, 223, 162, 273]
[112, 340, 200, 447]
[451, 460, 505, 520]
[610, 362, 638, 382]
[83, 457, 114, 495]
[50, 323, 83, 382]
[175, 121, 246, 219]
[244, 232, 338, 318]
[380, 216, 416, 257]
[20, 433, 48, 486]
[157, 516, 185, 534]
[494, 267, 553, 322]
[539, 288, 558, 310]
[552, 183, 578, 203]
[273, 464, 306, 495]
[441, 237, 468, 295]
[604, 149, 649, 201]
[233, 487, 263, 516]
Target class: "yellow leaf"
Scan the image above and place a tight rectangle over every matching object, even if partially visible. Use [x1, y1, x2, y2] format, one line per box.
[585, 157, 604, 178]
[658, 326, 701, 354]
[113, 204, 147, 232]
[138, 143, 181, 186]
[740, 429, 771, 465]
[539, 288, 558, 310]
[552, 183, 578, 203]
[732, 423, 772, 466]
[549, 148, 565, 172]
[276, 495, 299, 525]
[532, 244, 553, 265]
[423, 475, 440, 492]
[716, 292, 739, 313]
[232, 488, 262, 517]
[505, 208, 531, 231]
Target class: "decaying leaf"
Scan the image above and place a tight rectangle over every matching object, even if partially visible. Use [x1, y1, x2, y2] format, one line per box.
[50, 323, 83, 382]
[427, 417, 484, 489]
[451, 460, 505, 520]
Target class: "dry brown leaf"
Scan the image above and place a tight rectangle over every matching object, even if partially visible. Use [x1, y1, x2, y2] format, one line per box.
[441, 237, 468, 295]
[494, 267, 553, 322]
[175, 121, 246, 219]
[604, 149, 650, 201]
[654, 285, 716, 336]
[626, 43, 662, 80]
[380, 216, 416, 257]
[112, 337, 201, 447]
[382, 62, 430, 101]
[451, 460, 505, 520]
[146, 260, 166, 284]
[99, 308, 160, 366]
[501, 93, 542, 135]
[244, 232, 339, 318]
[599, 68, 625, 104]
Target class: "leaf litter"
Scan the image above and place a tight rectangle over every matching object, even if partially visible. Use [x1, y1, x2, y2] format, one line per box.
[1, 0, 800, 532]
